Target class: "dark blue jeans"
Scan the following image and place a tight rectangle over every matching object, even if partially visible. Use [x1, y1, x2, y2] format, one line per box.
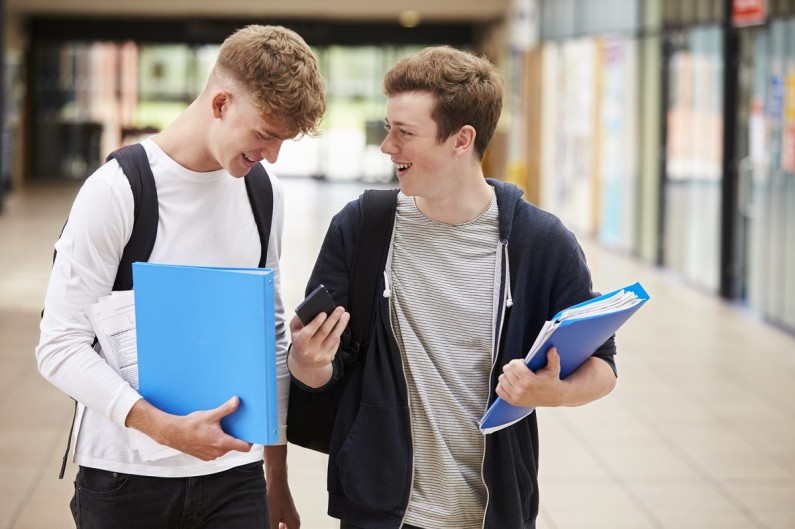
[70, 461, 269, 529]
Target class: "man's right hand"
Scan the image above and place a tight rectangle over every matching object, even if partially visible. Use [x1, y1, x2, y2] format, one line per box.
[287, 306, 349, 388]
[125, 396, 252, 460]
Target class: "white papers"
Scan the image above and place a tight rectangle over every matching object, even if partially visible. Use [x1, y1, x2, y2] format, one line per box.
[554, 289, 641, 322]
[85, 290, 139, 389]
[127, 429, 181, 461]
[523, 289, 643, 370]
[85, 291, 180, 461]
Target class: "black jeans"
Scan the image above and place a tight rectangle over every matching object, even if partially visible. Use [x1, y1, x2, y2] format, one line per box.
[70, 461, 269, 529]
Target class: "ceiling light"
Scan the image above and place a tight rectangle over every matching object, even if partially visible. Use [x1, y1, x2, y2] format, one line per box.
[398, 10, 421, 28]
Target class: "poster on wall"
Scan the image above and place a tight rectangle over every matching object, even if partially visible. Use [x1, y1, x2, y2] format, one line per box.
[732, 0, 767, 27]
[666, 41, 724, 183]
[559, 39, 596, 235]
[598, 36, 638, 252]
[781, 69, 795, 173]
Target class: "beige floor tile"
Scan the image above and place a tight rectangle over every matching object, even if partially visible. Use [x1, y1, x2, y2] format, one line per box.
[540, 407, 702, 482]
[538, 478, 655, 528]
[626, 478, 766, 529]
[12, 445, 76, 529]
[286, 446, 336, 527]
[724, 481, 795, 529]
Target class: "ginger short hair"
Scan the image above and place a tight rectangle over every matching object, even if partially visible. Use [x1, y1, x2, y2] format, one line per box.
[383, 46, 503, 159]
[214, 25, 326, 138]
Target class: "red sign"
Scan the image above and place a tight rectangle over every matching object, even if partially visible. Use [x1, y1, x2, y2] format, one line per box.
[733, 0, 767, 27]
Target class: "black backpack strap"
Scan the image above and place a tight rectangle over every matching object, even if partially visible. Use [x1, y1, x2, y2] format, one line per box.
[345, 189, 399, 362]
[244, 164, 274, 267]
[57, 144, 157, 480]
[285, 188, 397, 454]
[106, 144, 159, 291]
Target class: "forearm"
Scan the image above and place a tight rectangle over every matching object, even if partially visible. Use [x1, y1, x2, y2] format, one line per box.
[125, 398, 174, 445]
[264, 444, 300, 528]
[125, 396, 252, 460]
[37, 336, 142, 425]
[264, 444, 288, 482]
[557, 357, 617, 407]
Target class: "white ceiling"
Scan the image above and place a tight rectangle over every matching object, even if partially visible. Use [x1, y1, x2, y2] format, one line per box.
[6, 0, 512, 22]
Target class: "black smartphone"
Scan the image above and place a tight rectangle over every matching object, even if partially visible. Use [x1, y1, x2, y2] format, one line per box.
[295, 284, 337, 325]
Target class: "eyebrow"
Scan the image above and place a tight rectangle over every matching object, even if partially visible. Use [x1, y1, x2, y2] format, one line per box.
[384, 118, 416, 129]
[259, 127, 292, 141]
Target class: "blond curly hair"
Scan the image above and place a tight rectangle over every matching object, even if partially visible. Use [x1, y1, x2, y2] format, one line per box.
[214, 25, 326, 138]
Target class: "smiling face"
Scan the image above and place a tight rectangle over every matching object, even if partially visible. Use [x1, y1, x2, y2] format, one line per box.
[380, 91, 461, 198]
[209, 89, 292, 178]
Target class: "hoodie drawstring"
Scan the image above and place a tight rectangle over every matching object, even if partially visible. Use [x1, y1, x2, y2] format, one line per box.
[383, 269, 392, 298]
[503, 242, 513, 308]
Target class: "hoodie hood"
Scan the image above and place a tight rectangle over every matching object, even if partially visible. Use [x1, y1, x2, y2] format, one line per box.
[487, 178, 525, 242]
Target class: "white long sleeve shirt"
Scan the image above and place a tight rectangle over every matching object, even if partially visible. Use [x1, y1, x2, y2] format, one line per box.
[35, 138, 289, 477]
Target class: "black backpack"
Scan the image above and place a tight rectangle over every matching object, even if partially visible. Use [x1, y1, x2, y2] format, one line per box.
[104, 143, 274, 288]
[55, 142, 274, 477]
[286, 188, 398, 454]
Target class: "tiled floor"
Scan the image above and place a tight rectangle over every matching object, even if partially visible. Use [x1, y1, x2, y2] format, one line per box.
[1, 176, 794, 529]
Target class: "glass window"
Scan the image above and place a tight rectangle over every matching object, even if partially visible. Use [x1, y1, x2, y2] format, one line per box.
[662, 25, 724, 292]
[135, 45, 209, 134]
[663, 0, 681, 26]
[28, 40, 429, 182]
[695, 0, 712, 24]
[679, 0, 696, 23]
[541, 0, 576, 39]
[643, 0, 663, 31]
[712, 0, 724, 22]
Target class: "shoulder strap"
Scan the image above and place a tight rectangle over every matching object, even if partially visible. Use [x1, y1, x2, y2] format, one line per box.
[244, 163, 274, 268]
[345, 189, 399, 362]
[106, 144, 158, 291]
[57, 143, 156, 480]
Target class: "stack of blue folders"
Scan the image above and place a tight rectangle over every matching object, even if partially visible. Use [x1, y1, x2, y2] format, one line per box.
[479, 282, 649, 434]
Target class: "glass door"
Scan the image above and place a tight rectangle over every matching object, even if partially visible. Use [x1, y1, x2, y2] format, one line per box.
[736, 18, 795, 332]
[662, 25, 724, 292]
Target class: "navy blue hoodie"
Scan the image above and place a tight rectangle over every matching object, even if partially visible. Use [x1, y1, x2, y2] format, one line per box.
[294, 179, 617, 528]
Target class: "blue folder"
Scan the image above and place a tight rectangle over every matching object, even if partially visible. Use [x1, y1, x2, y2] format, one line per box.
[479, 281, 650, 434]
[133, 262, 278, 445]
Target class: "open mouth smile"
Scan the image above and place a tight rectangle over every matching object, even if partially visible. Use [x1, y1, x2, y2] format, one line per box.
[394, 162, 412, 174]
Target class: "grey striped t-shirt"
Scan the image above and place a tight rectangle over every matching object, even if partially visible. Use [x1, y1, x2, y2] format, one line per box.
[388, 189, 500, 528]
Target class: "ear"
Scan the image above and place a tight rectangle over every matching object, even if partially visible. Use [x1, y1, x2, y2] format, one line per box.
[211, 90, 231, 119]
[452, 125, 477, 156]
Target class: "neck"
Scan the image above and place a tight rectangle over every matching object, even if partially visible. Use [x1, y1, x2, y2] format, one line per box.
[151, 100, 218, 172]
[414, 169, 493, 225]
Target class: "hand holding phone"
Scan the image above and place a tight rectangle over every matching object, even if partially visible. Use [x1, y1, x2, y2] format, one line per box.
[295, 284, 337, 325]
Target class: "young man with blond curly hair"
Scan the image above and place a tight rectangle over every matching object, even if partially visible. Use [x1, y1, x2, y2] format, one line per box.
[37, 25, 326, 529]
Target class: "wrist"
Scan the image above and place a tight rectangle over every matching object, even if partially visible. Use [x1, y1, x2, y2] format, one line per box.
[125, 398, 174, 445]
[264, 445, 288, 481]
[287, 349, 334, 388]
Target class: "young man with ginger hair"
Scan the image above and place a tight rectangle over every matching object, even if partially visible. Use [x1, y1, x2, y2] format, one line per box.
[288, 46, 617, 529]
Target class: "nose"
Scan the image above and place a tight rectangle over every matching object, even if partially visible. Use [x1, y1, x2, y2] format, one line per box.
[380, 132, 397, 155]
[262, 139, 284, 164]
